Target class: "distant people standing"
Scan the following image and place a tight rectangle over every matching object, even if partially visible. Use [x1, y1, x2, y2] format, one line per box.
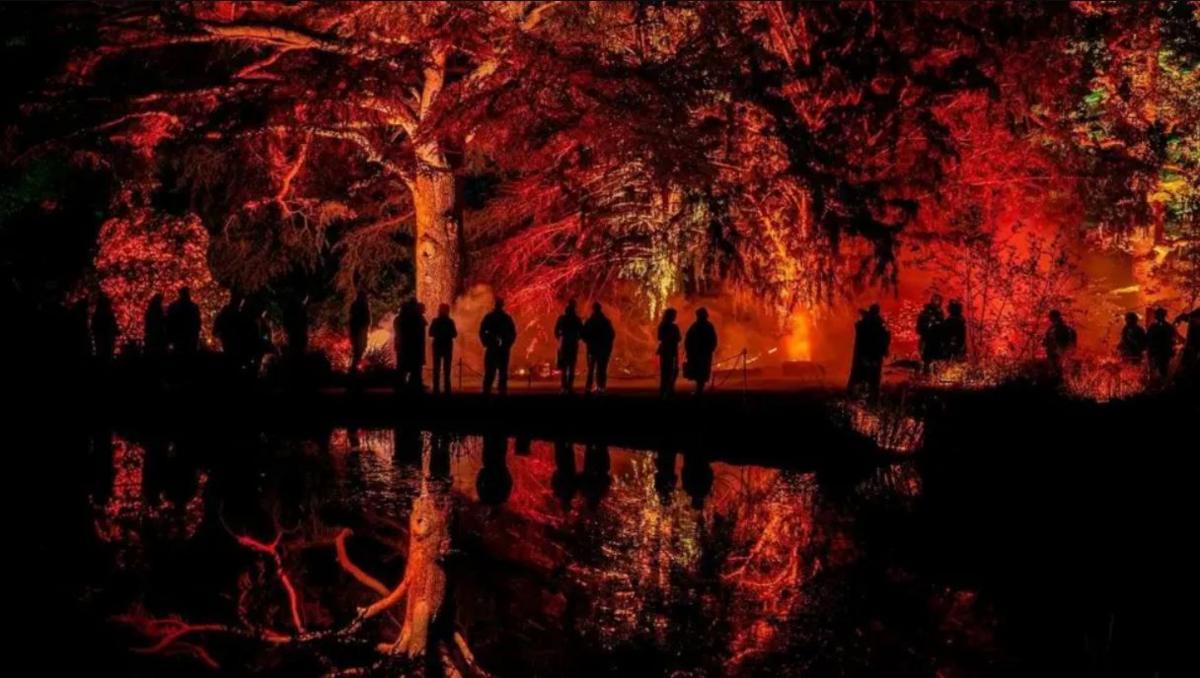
[429, 303, 457, 395]
[848, 304, 890, 401]
[282, 295, 309, 357]
[144, 293, 168, 357]
[480, 298, 517, 395]
[657, 308, 682, 397]
[916, 294, 945, 374]
[166, 287, 201, 355]
[1146, 307, 1178, 381]
[1117, 312, 1147, 364]
[1042, 309, 1077, 379]
[684, 307, 718, 395]
[942, 300, 967, 362]
[348, 290, 370, 373]
[583, 302, 615, 394]
[91, 293, 119, 364]
[554, 300, 583, 394]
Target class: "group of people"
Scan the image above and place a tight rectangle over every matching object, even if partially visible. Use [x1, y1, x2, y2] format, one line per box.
[78, 285, 1199, 396]
[345, 295, 721, 397]
[848, 294, 1199, 400]
[1116, 306, 1200, 380]
[916, 295, 967, 373]
[73, 287, 205, 366]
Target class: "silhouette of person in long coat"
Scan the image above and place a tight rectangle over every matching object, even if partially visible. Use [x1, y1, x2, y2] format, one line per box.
[848, 304, 890, 401]
[282, 295, 309, 357]
[583, 302, 615, 394]
[480, 298, 517, 395]
[394, 300, 427, 391]
[429, 303, 457, 395]
[684, 307, 718, 394]
[554, 300, 583, 394]
[657, 308, 681, 397]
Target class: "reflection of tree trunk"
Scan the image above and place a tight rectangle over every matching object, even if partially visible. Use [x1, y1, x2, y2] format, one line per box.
[363, 487, 450, 657]
[412, 141, 461, 308]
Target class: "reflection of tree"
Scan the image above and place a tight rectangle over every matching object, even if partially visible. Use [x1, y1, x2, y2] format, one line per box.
[118, 452, 489, 675]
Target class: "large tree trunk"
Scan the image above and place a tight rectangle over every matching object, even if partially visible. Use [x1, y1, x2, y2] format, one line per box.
[412, 141, 461, 308]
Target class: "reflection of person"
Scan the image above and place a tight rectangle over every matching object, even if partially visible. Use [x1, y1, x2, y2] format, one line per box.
[476, 432, 512, 506]
[684, 307, 718, 395]
[552, 439, 577, 509]
[580, 442, 611, 509]
[429, 304, 457, 395]
[657, 309, 681, 397]
[681, 451, 714, 510]
[554, 300, 583, 394]
[654, 448, 677, 505]
[479, 298, 516, 395]
[583, 302, 615, 394]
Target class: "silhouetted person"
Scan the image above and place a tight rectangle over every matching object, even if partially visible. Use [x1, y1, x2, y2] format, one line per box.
[583, 302, 615, 394]
[684, 307, 718, 395]
[1117, 311, 1147, 364]
[1146, 307, 1178, 381]
[554, 300, 583, 393]
[848, 304, 890, 401]
[143, 293, 167, 357]
[282, 295, 309, 357]
[476, 432, 512, 506]
[394, 300, 427, 391]
[916, 294, 945, 374]
[480, 298, 516, 395]
[580, 441, 611, 509]
[552, 439, 577, 509]
[348, 290, 370, 373]
[166, 287, 201, 355]
[657, 308, 682, 397]
[91, 293, 118, 364]
[654, 448, 677, 505]
[942, 300, 966, 362]
[429, 303, 457, 394]
[1043, 309, 1077, 379]
[1176, 308, 1199, 375]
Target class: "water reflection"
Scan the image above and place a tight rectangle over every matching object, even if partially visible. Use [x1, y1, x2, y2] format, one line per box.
[81, 427, 998, 675]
